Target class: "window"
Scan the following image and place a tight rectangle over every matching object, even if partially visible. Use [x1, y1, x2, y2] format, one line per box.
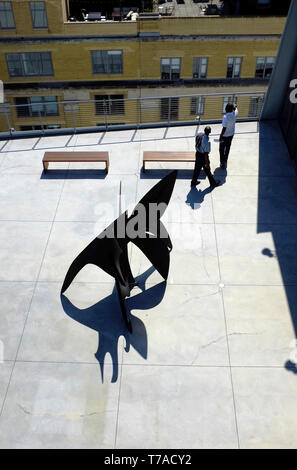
[95, 95, 125, 115]
[20, 124, 61, 131]
[190, 96, 205, 116]
[0, 2, 15, 28]
[226, 57, 242, 78]
[30, 2, 48, 28]
[15, 96, 59, 117]
[96, 123, 125, 127]
[222, 96, 237, 113]
[193, 58, 208, 79]
[161, 58, 181, 80]
[255, 57, 275, 78]
[6, 52, 53, 77]
[249, 96, 264, 118]
[160, 98, 179, 121]
[91, 51, 123, 74]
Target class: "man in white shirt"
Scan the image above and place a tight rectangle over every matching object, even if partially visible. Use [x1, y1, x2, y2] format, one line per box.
[219, 103, 238, 169]
[191, 126, 220, 188]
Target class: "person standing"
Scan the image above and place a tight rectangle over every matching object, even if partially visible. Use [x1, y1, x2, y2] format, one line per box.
[219, 103, 238, 169]
[191, 126, 220, 188]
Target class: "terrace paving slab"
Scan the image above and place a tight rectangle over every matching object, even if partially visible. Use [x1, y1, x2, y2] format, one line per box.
[0, 361, 120, 449]
[0, 121, 297, 449]
[116, 365, 238, 449]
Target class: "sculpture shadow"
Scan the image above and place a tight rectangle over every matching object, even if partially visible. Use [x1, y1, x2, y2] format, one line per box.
[60, 266, 166, 383]
[140, 169, 199, 180]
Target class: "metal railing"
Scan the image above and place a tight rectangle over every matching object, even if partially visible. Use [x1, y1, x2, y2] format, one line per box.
[0, 91, 266, 139]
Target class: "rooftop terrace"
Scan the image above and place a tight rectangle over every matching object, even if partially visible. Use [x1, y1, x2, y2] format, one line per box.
[0, 120, 297, 448]
[67, 0, 223, 20]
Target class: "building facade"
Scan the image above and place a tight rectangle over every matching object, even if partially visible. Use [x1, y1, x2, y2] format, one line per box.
[0, 0, 287, 132]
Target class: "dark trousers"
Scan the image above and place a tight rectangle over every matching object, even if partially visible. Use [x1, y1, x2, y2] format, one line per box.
[219, 135, 233, 164]
[191, 151, 216, 186]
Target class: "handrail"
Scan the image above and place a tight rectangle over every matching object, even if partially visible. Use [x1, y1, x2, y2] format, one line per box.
[0, 90, 266, 139]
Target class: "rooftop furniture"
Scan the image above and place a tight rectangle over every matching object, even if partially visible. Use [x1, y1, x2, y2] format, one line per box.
[142, 151, 195, 172]
[86, 12, 101, 21]
[112, 7, 122, 20]
[42, 151, 109, 173]
[204, 4, 220, 15]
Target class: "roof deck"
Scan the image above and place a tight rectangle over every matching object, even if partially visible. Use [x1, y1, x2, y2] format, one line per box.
[0, 121, 297, 448]
[66, 0, 223, 20]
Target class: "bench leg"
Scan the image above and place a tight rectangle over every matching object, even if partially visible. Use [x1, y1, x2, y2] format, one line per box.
[43, 161, 49, 172]
[106, 161, 109, 174]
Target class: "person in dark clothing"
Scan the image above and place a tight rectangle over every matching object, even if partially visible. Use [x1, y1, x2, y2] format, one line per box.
[191, 126, 220, 188]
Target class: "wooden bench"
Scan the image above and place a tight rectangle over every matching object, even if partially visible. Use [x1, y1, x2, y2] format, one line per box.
[42, 151, 109, 173]
[143, 151, 195, 172]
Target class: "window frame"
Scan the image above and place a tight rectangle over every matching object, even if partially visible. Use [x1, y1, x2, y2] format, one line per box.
[160, 97, 179, 121]
[222, 95, 237, 114]
[226, 57, 242, 79]
[20, 124, 61, 131]
[30, 1, 48, 29]
[255, 56, 276, 79]
[161, 58, 181, 80]
[91, 50, 123, 75]
[248, 96, 264, 117]
[193, 58, 208, 79]
[0, 1, 15, 29]
[94, 94, 125, 115]
[6, 52, 54, 77]
[190, 96, 205, 116]
[14, 96, 59, 117]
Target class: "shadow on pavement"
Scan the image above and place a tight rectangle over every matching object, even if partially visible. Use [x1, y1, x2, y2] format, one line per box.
[61, 266, 166, 383]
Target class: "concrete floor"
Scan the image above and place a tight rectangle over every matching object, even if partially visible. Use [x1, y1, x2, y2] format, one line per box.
[0, 121, 297, 448]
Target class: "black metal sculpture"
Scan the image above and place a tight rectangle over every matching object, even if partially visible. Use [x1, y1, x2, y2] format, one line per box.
[61, 170, 177, 332]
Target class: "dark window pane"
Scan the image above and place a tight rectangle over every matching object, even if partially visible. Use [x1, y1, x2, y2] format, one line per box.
[15, 97, 30, 117]
[95, 95, 124, 115]
[193, 58, 199, 76]
[190, 98, 197, 115]
[7, 54, 22, 76]
[14, 52, 53, 76]
[264, 57, 275, 78]
[227, 58, 241, 78]
[15, 96, 58, 117]
[0, 2, 15, 28]
[161, 97, 178, 120]
[161, 98, 169, 120]
[44, 96, 59, 115]
[161, 58, 180, 80]
[110, 95, 124, 115]
[92, 51, 105, 73]
[40, 52, 53, 75]
[92, 51, 122, 74]
[193, 58, 208, 79]
[255, 57, 265, 77]
[108, 51, 123, 73]
[22, 53, 40, 75]
[161, 72, 170, 80]
[30, 96, 43, 115]
[190, 97, 204, 115]
[30, 1, 47, 28]
[95, 95, 106, 115]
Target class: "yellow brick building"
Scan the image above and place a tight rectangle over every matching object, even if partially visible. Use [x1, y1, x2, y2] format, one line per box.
[0, 0, 286, 132]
